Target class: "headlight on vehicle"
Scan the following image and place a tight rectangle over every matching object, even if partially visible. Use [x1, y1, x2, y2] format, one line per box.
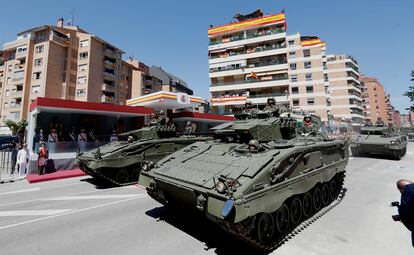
[215, 181, 226, 193]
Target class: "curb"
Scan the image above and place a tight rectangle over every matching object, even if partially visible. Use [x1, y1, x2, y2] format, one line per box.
[27, 169, 88, 184]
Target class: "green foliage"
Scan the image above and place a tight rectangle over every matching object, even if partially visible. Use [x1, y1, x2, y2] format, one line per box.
[404, 70, 414, 111]
[4, 119, 28, 136]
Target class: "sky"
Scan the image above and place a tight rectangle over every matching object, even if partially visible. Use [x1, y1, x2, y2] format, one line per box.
[0, 0, 413, 112]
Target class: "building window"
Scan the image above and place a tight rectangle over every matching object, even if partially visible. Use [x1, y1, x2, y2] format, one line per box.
[78, 64, 87, 72]
[292, 87, 299, 94]
[31, 85, 40, 93]
[16, 46, 27, 53]
[293, 99, 299, 106]
[4, 102, 8, 108]
[79, 52, 88, 60]
[76, 89, 86, 96]
[10, 111, 20, 119]
[291, 75, 298, 82]
[288, 52, 296, 58]
[288, 40, 294, 46]
[80, 40, 89, 48]
[33, 72, 41, 80]
[38, 32, 45, 40]
[77, 76, 87, 84]
[324, 74, 329, 82]
[304, 61, 311, 69]
[34, 58, 43, 66]
[35, 45, 44, 53]
[290, 63, 297, 70]
[303, 49, 311, 57]
[307, 98, 315, 105]
[306, 86, 314, 93]
[305, 73, 312, 81]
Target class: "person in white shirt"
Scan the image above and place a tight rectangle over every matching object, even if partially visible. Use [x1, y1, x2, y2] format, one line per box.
[78, 129, 88, 143]
[48, 129, 59, 143]
[16, 144, 29, 179]
[109, 130, 118, 142]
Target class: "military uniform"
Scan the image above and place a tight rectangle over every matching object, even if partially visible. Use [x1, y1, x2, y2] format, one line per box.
[398, 183, 414, 246]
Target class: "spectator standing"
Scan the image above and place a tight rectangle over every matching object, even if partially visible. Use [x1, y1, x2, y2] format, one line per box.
[9, 142, 19, 181]
[78, 129, 88, 143]
[48, 128, 59, 143]
[17, 144, 28, 179]
[36, 129, 45, 143]
[109, 130, 118, 142]
[37, 142, 48, 175]
[67, 128, 77, 142]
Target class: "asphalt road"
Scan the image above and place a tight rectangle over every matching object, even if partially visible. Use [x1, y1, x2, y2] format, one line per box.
[0, 144, 413, 255]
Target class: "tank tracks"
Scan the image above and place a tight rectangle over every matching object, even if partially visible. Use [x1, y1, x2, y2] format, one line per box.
[80, 165, 140, 187]
[219, 171, 346, 252]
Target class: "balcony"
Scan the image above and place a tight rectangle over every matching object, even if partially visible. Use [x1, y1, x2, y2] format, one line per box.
[102, 83, 115, 92]
[9, 104, 21, 110]
[11, 91, 23, 98]
[209, 27, 285, 46]
[211, 74, 289, 87]
[103, 71, 116, 80]
[101, 95, 114, 103]
[104, 49, 117, 58]
[49, 31, 69, 47]
[210, 59, 287, 73]
[104, 60, 117, 69]
[209, 43, 286, 60]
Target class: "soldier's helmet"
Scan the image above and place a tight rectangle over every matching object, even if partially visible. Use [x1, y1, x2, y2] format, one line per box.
[248, 139, 260, 153]
[267, 97, 276, 105]
[159, 110, 165, 115]
[245, 100, 253, 108]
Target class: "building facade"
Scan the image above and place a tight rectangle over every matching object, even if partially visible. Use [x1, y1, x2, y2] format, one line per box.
[0, 19, 132, 123]
[359, 76, 389, 124]
[325, 55, 363, 125]
[208, 13, 289, 115]
[207, 12, 363, 124]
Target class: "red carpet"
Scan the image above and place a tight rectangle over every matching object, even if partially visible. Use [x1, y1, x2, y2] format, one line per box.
[27, 169, 87, 184]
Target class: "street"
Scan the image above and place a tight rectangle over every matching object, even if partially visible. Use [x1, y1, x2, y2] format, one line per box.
[0, 144, 413, 255]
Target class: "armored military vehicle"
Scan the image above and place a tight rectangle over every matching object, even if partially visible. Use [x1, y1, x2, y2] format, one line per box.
[139, 111, 348, 250]
[77, 125, 211, 186]
[350, 125, 407, 160]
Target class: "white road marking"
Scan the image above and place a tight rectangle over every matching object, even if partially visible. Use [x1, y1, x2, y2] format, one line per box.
[0, 196, 147, 231]
[0, 187, 41, 196]
[45, 194, 145, 201]
[0, 209, 73, 217]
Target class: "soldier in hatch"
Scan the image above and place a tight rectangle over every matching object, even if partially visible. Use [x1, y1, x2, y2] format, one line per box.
[263, 97, 288, 116]
[300, 115, 319, 135]
[242, 101, 258, 118]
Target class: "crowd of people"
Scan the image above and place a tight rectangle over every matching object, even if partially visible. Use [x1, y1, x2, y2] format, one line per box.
[36, 128, 110, 144]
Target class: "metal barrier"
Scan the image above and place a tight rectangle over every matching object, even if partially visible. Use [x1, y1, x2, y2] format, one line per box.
[0, 149, 18, 183]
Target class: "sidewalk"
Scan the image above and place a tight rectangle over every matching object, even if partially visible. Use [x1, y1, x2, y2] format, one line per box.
[26, 169, 87, 184]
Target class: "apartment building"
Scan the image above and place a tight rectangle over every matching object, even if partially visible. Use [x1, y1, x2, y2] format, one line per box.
[287, 35, 329, 120]
[385, 93, 395, 124]
[208, 13, 289, 115]
[0, 18, 130, 123]
[326, 55, 363, 124]
[207, 11, 364, 124]
[150, 66, 193, 95]
[359, 76, 389, 124]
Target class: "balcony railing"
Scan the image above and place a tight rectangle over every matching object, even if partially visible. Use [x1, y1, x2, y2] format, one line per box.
[104, 60, 117, 68]
[209, 27, 286, 46]
[103, 72, 116, 79]
[102, 83, 115, 91]
[9, 104, 21, 109]
[11, 91, 23, 98]
[211, 74, 289, 87]
[209, 44, 286, 59]
[249, 92, 288, 98]
[101, 95, 114, 103]
[210, 59, 287, 73]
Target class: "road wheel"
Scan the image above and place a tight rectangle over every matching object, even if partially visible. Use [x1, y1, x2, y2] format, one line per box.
[256, 213, 275, 244]
[329, 180, 338, 200]
[275, 203, 290, 233]
[290, 198, 302, 225]
[114, 169, 129, 184]
[312, 187, 322, 211]
[321, 184, 330, 206]
[130, 168, 140, 182]
[302, 192, 313, 218]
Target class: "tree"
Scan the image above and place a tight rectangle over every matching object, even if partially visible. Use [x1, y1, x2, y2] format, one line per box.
[4, 119, 28, 138]
[404, 70, 414, 111]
